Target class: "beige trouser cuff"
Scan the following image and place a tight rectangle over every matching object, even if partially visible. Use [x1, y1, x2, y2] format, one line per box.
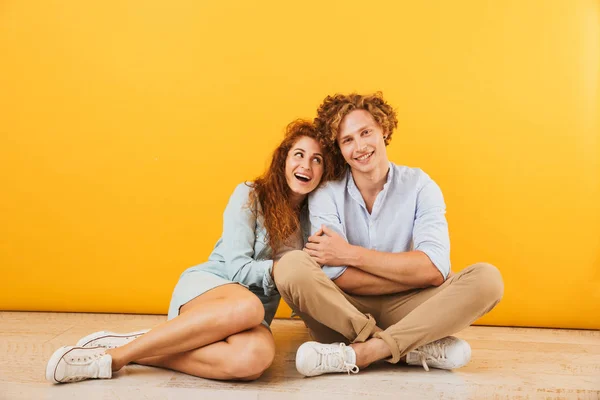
[352, 313, 377, 343]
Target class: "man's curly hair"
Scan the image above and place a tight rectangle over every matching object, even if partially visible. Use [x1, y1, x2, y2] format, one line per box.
[314, 92, 398, 179]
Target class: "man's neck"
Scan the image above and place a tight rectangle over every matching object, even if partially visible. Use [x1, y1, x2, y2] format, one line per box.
[351, 160, 390, 199]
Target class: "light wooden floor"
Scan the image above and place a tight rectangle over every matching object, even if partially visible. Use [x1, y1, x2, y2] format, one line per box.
[1, 312, 599, 400]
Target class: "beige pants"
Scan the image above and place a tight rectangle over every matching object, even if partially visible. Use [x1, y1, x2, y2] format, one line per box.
[274, 250, 504, 363]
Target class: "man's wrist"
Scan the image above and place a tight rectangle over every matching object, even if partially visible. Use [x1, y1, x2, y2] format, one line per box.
[343, 245, 362, 267]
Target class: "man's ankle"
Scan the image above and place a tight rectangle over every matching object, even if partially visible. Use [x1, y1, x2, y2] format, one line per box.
[351, 338, 391, 368]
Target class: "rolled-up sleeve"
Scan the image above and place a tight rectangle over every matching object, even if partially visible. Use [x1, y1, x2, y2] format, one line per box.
[413, 178, 451, 279]
[222, 184, 277, 296]
[308, 185, 348, 280]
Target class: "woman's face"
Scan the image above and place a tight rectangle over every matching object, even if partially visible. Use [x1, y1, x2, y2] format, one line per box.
[285, 136, 324, 200]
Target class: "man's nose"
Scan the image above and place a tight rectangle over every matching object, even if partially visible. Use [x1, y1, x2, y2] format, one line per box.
[355, 137, 367, 152]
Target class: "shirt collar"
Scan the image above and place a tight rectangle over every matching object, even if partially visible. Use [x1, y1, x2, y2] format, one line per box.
[346, 162, 394, 208]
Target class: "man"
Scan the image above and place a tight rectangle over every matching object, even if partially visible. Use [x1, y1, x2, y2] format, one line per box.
[273, 93, 503, 377]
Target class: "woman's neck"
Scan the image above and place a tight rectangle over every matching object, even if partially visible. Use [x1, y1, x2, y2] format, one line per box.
[289, 193, 307, 210]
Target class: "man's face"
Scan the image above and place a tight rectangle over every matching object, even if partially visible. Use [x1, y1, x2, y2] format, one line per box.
[336, 109, 388, 174]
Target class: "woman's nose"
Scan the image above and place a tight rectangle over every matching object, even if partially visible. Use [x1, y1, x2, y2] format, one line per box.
[302, 158, 312, 170]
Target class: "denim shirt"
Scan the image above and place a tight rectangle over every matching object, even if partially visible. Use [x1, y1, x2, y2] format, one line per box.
[198, 182, 310, 298]
[308, 163, 451, 280]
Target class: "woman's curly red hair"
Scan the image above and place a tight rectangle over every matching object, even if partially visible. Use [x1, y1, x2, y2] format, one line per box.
[248, 120, 336, 252]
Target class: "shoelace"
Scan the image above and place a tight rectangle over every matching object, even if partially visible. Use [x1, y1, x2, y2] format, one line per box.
[66, 351, 105, 365]
[315, 343, 359, 374]
[412, 341, 447, 372]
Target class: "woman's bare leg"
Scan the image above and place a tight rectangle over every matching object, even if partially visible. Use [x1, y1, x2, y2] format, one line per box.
[136, 324, 275, 380]
[105, 284, 274, 379]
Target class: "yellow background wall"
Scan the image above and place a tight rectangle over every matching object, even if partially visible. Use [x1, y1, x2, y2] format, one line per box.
[1, 1, 598, 329]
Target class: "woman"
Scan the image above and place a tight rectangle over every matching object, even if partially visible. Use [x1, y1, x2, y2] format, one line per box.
[46, 120, 334, 383]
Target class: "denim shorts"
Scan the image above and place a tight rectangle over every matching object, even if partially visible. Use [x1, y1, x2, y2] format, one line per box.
[167, 266, 278, 330]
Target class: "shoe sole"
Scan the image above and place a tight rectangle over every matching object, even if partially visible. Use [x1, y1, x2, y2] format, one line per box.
[76, 330, 150, 348]
[45, 345, 75, 383]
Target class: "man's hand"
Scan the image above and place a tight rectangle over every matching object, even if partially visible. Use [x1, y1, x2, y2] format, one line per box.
[303, 225, 353, 266]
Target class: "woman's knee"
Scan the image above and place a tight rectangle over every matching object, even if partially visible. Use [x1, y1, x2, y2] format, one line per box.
[223, 328, 275, 379]
[233, 293, 265, 328]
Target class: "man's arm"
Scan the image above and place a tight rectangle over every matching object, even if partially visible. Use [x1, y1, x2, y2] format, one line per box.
[333, 267, 415, 295]
[306, 176, 450, 290]
[348, 177, 451, 286]
[307, 184, 408, 292]
[340, 247, 444, 287]
[306, 226, 443, 289]
[307, 184, 349, 280]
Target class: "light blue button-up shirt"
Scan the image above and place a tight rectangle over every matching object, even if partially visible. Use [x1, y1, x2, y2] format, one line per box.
[308, 162, 451, 280]
[188, 183, 309, 323]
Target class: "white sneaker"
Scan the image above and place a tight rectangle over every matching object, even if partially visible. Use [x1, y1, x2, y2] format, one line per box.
[296, 341, 359, 377]
[76, 329, 149, 349]
[406, 336, 471, 371]
[45, 346, 113, 383]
